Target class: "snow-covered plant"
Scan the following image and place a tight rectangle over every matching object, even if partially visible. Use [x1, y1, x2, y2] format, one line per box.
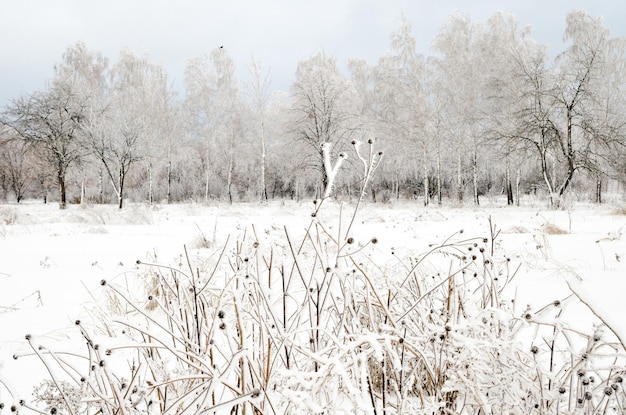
[9, 140, 626, 415]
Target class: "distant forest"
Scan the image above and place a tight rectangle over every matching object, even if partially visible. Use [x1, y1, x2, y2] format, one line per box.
[1, 10, 625, 208]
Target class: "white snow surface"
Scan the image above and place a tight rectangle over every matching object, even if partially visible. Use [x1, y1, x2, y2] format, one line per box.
[0, 199, 625, 411]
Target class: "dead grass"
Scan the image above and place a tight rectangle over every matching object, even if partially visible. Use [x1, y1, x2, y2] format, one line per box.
[611, 205, 626, 216]
[541, 223, 569, 235]
[503, 225, 530, 234]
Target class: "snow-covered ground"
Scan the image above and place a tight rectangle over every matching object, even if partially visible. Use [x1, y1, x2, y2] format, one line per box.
[0, 199, 625, 413]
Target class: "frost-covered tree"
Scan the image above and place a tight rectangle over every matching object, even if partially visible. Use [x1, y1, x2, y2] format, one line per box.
[1, 42, 109, 207]
[83, 50, 163, 208]
[1, 86, 86, 208]
[289, 52, 361, 197]
[184, 47, 243, 202]
[0, 128, 36, 202]
[505, 11, 626, 207]
[247, 58, 271, 202]
[371, 18, 432, 204]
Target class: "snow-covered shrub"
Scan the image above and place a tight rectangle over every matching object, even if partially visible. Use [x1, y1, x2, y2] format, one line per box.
[9, 140, 626, 414]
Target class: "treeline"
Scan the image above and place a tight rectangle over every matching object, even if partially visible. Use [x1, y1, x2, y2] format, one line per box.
[1, 10, 625, 208]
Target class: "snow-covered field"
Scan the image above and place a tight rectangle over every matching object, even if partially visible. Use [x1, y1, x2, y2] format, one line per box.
[0, 199, 625, 414]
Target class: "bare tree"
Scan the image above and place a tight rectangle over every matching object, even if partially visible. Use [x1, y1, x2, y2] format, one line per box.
[0, 127, 36, 202]
[2, 85, 86, 208]
[184, 47, 242, 202]
[290, 52, 360, 197]
[506, 11, 626, 207]
[247, 58, 271, 202]
[372, 18, 432, 204]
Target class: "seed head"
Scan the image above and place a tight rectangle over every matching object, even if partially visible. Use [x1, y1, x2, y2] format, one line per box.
[530, 345, 538, 354]
[584, 391, 592, 400]
[605, 386, 613, 396]
[100, 279, 107, 286]
[371, 237, 378, 244]
[559, 386, 566, 394]
[347, 237, 354, 244]
[218, 310, 225, 319]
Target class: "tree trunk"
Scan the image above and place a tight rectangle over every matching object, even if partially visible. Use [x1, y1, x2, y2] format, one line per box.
[456, 146, 463, 203]
[147, 163, 153, 205]
[227, 128, 235, 204]
[58, 172, 67, 209]
[118, 167, 124, 209]
[422, 144, 429, 206]
[437, 144, 442, 206]
[596, 177, 602, 204]
[98, 169, 104, 204]
[505, 159, 514, 206]
[260, 111, 267, 202]
[166, 157, 172, 204]
[472, 149, 479, 206]
[80, 177, 85, 205]
[515, 167, 521, 206]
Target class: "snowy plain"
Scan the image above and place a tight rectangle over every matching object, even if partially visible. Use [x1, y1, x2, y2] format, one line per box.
[0, 198, 625, 413]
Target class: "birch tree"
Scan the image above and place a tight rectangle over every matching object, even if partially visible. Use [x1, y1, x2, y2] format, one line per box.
[247, 58, 271, 202]
[184, 47, 242, 202]
[508, 11, 626, 207]
[375, 18, 432, 204]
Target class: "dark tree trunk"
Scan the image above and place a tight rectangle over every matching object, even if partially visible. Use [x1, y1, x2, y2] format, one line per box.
[58, 173, 67, 209]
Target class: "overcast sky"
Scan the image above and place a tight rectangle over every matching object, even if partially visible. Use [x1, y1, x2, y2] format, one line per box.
[1, 0, 625, 106]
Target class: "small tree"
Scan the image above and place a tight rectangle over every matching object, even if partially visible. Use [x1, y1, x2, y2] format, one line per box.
[0, 133, 35, 202]
[2, 86, 86, 209]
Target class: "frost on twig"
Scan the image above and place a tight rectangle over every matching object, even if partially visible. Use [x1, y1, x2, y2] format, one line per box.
[352, 138, 383, 202]
[321, 142, 345, 199]
[320, 139, 383, 201]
